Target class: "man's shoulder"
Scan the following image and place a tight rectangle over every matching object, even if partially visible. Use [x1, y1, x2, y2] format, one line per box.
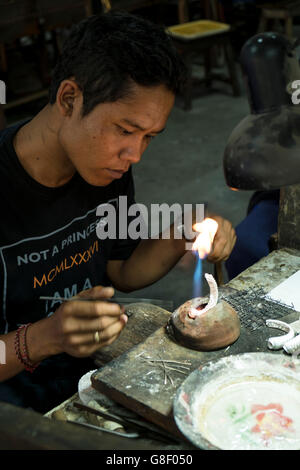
[0, 121, 23, 137]
[0, 121, 25, 147]
[0, 122, 28, 194]
[0, 125, 14, 144]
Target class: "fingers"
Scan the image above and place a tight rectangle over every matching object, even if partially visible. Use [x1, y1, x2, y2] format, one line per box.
[207, 217, 236, 262]
[67, 314, 128, 347]
[74, 285, 115, 301]
[62, 309, 126, 335]
[53, 285, 128, 358]
[56, 309, 127, 357]
[95, 313, 128, 346]
[62, 297, 123, 319]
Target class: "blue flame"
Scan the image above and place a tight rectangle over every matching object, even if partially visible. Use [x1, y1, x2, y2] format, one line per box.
[193, 251, 202, 298]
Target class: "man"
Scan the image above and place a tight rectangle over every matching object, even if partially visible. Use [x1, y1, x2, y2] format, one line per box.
[0, 11, 236, 412]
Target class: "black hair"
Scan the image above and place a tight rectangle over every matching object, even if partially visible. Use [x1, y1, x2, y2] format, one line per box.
[49, 11, 187, 116]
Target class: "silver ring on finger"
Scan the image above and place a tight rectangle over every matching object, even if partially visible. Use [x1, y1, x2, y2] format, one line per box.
[94, 330, 100, 343]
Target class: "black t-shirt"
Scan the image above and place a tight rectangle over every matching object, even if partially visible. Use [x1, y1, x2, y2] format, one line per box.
[0, 121, 139, 334]
[0, 121, 140, 412]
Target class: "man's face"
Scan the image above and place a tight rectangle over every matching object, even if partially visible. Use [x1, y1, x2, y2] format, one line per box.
[58, 83, 175, 186]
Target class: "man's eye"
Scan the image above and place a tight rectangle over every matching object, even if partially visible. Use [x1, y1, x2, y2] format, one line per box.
[117, 126, 132, 136]
[145, 135, 155, 141]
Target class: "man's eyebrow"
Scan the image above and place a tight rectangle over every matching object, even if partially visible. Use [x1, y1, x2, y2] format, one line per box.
[121, 119, 165, 134]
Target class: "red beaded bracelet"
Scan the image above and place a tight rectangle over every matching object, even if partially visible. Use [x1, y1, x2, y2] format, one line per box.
[14, 324, 40, 373]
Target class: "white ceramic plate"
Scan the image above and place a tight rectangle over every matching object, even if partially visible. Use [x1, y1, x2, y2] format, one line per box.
[173, 352, 300, 450]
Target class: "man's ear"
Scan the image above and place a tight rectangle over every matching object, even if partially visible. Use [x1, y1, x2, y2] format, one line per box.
[56, 79, 81, 117]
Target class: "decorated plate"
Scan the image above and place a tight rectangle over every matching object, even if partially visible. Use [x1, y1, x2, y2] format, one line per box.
[173, 353, 300, 450]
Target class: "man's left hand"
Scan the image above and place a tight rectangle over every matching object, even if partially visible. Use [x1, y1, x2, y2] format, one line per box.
[207, 215, 236, 263]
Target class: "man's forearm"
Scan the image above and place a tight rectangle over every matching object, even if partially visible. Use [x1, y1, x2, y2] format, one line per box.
[108, 226, 187, 292]
[0, 317, 60, 382]
[107, 212, 236, 291]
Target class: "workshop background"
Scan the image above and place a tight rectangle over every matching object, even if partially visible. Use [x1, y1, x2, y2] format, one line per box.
[1, 0, 299, 311]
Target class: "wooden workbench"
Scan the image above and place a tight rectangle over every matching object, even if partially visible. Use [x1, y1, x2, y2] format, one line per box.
[1, 247, 299, 449]
[90, 250, 300, 438]
[44, 248, 300, 447]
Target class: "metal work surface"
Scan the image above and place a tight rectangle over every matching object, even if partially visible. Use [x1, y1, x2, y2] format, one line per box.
[221, 286, 296, 331]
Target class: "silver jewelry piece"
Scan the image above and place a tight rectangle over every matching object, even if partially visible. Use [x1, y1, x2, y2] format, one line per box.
[266, 319, 295, 350]
[94, 331, 100, 343]
[283, 334, 300, 354]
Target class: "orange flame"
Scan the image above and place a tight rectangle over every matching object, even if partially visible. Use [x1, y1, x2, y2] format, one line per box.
[192, 218, 218, 259]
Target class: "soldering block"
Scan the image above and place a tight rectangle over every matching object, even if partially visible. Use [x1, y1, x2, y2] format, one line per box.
[167, 299, 240, 351]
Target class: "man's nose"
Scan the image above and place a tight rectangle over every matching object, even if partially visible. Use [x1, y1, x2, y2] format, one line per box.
[120, 141, 144, 164]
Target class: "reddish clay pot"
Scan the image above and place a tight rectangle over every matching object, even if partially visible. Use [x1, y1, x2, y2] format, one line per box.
[167, 298, 240, 351]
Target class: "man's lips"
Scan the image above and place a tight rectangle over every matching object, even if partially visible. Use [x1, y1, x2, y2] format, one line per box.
[105, 168, 128, 179]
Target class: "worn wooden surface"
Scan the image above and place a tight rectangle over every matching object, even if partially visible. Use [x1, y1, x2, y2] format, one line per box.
[278, 186, 300, 251]
[0, 400, 182, 450]
[93, 303, 172, 366]
[92, 248, 300, 437]
[92, 321, 272, 437]
[93, 248, 300, 367]
[41, 249, 300, 449]
[228, 247, 300, 298]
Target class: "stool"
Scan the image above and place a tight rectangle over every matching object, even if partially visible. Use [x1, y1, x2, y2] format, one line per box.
[168, 20, 240, 110]
[0, 0, 93, 117]
[257, 1, 300, 38]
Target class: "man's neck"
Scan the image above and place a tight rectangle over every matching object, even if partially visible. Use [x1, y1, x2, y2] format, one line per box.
[13, 105, 76, 188]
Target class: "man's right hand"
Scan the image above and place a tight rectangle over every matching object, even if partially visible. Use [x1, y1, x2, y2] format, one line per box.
[0, 286, 127, 383]
[47, 286, 128, 358]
